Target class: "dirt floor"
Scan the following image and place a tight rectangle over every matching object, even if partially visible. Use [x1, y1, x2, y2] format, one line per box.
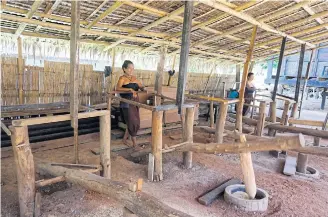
[2, 119, 328, 217]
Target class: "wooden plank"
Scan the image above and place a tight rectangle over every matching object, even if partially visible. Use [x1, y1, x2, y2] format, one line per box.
[12, 110, 110, 126]
[236, 26, 257, 132]
[283, 156, 297, 176]
[197, 178, 242, 206]
[10, 126, 36, 217]
[272, 37, 287, 101]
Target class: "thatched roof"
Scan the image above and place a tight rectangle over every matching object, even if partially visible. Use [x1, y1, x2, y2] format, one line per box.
[1, 0, 328, 63]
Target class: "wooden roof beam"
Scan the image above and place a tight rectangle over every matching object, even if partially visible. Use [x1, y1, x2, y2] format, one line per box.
[103, 2, 199, 51]
[295, 0, 328, 30]
[0, 14, 243, 62]
[14, 0, 43, 37]
[86, 1, 123, 29]
[34, 0, 61, 32]
[195, 0, 314, 48]
[86, 0, 108, 20]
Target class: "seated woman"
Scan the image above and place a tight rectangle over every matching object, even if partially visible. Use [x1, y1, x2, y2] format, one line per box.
[243, 72, 256, 116]
[116, 60, 145, 149]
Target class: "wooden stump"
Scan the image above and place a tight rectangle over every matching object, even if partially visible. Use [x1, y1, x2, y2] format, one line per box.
[100, 113, 111, 179]
[268, 101, 276, 136]
[313, 137, 321, 147]
[239, 135, 256, 199]
[151, 111, 163, 181]
[209, 101, 214, 128]
[280, 100, 290, 126]
[183, 107, 194, 169]
[256, 101, 266, 136]
[10, 126, 36, 217]
[296, 153, 308, 173]
[290, 102, 299, 126]
[215, 103, 228, 143]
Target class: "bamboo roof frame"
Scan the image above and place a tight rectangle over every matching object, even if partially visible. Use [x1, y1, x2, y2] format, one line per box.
[0, 0, 327, 62]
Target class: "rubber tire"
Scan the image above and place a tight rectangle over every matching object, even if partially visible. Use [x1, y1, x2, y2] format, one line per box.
[295, 166, 320, 179]
[224, 184, 269, 212]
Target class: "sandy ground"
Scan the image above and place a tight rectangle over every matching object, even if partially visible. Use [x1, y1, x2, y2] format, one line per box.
[2, 119, 328, 217]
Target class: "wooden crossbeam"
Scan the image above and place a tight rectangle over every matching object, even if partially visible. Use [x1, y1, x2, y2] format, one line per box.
[86, 0, 108, 20]
[34, 0, 61, 32]
[297, 0, 328, 31]
[195, 1, 314, 48]
[14, 0, 43, 37]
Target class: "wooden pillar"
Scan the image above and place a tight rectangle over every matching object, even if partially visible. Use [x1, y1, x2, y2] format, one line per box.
[109, 49, 115, 92]
[256, 101, 266, 136]
[155, 45, 167, 105]
[17, 36, 24, 104]
[236, 26, 257, 132]
[215, 103, 228, 143]
[70, 1, 80, 164]
[294, 44, 306, 103]
[151, 111, 163, 181]
[239, 135, 256, 199]
[209, 100, 214, 128]
[272, 37, 286, 102]
[268, 101, 276, 136]
[280, 100, 290, 125]
[176, 1, 193, 114]
[10, 126, 35, 217]
[296, 153, 308, 173]
[183, 107, 195, 169]
[290, 102, 298, 125]
[299, 49, 315, 117]
[235, 64, 241, 90]
[100, 95, 111, 179]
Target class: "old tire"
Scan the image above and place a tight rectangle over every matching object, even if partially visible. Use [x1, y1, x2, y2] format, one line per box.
[295, 166, 319, 179]
[224, 184, 269, 212]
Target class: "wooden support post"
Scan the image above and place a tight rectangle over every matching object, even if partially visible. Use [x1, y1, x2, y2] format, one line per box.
[299, 49, 315, 117]
[236, 26, 257, 132]
[209, 100, 214, 128]
[183, 107, 194, 169]
[290, 102, 298, 125]
[109, 48, 115, 93]
[151, 111, 163, 181]
[296, 153, 308, 173]
[268, 101, 276, 136]
[215, 103, 228, 143]
[272, 37, 287, 102]
[17, 36, 24, 104]
[155, 45, 167, 105]
[100, 113, 111, 179]
[10, 126, 35, 217]
[235, 64, 241, 90]
[176, 1, 193, 114]
[239, 135, 256, 199]
[34, 192, 41, 217]
[256, 101, 266, 136]
[294, 44, 306, 103]
[70, 1, 80, 164]
[280, 100, 290, 126]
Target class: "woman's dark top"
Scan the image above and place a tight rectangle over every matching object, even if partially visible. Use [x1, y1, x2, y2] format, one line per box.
[120, 83, 139, 108]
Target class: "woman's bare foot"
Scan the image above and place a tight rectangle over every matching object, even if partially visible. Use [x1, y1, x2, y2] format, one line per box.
[123, 139, 133, 147]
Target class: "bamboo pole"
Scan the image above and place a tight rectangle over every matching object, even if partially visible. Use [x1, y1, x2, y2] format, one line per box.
[151, 111, 163, 181]
[236, 26, 257, 132]
[10, 126, 35, 217]
[17, 36, 24, 104]
[70, 1, 80, 164]
[100, 94, 111, 178]
[209, 100, 214, 128]
[215, 103, 228, 143]
[183, 107, 195, 169]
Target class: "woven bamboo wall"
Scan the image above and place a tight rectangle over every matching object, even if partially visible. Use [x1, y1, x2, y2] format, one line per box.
[1, 58, 104, 106]
[1, 58, 235, 106]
